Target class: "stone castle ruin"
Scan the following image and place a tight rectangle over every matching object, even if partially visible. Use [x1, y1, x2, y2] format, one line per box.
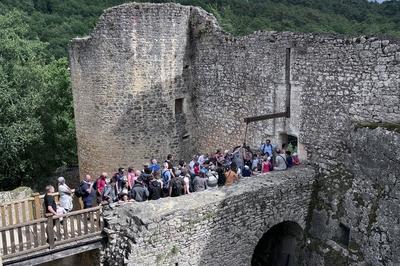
[69, 3, 400, 265]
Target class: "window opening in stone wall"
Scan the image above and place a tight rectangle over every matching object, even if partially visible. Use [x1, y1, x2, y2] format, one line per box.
[175, 98, 184, 114]
[338, 223, 350, 248]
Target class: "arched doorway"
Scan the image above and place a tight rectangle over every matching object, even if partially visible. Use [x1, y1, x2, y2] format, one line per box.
[251, 221, 304, 266]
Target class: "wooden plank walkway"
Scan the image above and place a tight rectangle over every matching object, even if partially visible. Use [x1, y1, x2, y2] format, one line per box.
[0, 192, 104, 265]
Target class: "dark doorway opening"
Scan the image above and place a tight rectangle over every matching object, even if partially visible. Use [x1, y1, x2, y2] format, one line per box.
[251, 221, 304, 266]
[279, 133, 298, 154]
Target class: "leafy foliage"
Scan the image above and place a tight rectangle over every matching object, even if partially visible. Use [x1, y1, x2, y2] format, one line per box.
[0, 11, 76, 190]
[0, 0, 399, 58]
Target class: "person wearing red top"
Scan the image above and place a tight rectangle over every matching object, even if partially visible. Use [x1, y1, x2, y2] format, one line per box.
[96, 172, 107, 204]
[262, 158, 270, 173]
[193, 162, 200, 175]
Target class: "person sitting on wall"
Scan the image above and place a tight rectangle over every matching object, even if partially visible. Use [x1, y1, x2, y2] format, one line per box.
[260, 139, 274, 156]
[274, 149, 288, 171]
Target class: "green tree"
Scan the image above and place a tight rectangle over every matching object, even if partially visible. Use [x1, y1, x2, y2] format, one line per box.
[0, 10, 76, 190]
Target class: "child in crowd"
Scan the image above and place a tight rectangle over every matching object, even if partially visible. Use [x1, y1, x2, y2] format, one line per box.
[261, 158, 270, 173]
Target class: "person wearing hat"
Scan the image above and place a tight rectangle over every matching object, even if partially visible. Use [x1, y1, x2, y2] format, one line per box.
[57, 176, 73, 212]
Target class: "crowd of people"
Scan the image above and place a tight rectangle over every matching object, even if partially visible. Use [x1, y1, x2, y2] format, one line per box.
[43, 139, 300, 214]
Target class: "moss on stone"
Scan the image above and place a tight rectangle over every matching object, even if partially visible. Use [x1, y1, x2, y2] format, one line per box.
[171, 245, 178, 255]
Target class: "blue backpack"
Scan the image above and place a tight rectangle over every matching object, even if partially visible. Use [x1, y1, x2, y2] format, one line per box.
[162, 170, 170, 189]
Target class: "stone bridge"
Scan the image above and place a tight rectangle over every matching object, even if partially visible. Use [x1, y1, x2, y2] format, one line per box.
[102, 166, 316, 265]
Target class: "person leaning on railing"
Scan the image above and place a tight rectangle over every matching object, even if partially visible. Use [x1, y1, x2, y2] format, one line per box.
[44, 185, 61, 216]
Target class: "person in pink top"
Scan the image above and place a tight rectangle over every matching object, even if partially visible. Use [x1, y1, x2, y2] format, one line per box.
[96, 172, 107, 204]
[261, 158, 270, 173]
[127, 167, 137, 190]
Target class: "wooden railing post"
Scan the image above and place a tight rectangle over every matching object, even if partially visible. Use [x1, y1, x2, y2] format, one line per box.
[46, 214, 55, 249]
[32, 193, 41, 219]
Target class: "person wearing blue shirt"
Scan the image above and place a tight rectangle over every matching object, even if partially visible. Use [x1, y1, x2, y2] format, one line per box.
[260, 139, 274, 156]
[149, 159, 161, 173]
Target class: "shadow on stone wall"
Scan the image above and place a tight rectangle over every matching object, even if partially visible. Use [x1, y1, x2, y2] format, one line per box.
[196, 189, 307, 266]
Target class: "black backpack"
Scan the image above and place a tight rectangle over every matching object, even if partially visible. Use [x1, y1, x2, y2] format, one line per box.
[171, 178, 183, 197]
[74, 181, 85, 198]
[149, 180, 162, 200]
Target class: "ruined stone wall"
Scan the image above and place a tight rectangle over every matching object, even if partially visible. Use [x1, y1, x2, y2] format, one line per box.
[69, 3, 197, 177]
[305, 127, 400, 265]
[70, 2, 400, 174]
[70, 3, 400, 264]
[102, 166, 315, 265]
[191, 14, 400, 162]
